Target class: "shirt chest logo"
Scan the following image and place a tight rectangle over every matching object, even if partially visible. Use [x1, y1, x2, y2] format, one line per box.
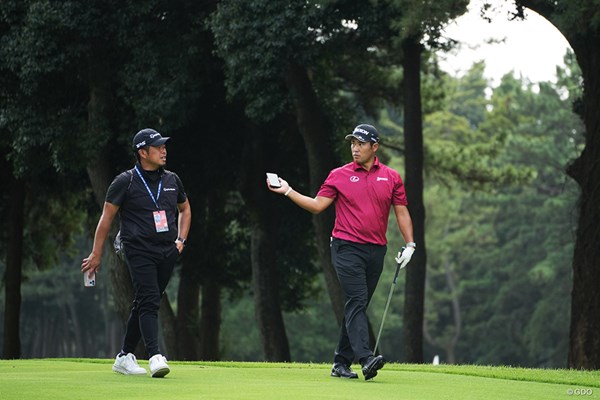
[350, 176, 359, 182]
[377, 177, 388, 181]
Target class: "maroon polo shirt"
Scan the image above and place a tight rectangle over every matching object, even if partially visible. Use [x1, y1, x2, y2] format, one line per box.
[317, 158, 407, 245]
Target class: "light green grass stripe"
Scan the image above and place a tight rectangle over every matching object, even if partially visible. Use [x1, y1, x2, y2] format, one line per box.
[0, 359, 597, 400]
[390, 363, 600, 388]
[36, 358, 600, 387]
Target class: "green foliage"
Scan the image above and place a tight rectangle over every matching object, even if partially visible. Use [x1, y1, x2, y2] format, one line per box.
[219, 276, 335, 362]
[420, 54, 583, 367]
[425, 109, 534, 188]
[0, 1, 94, 175]
[116, 1, 211, 132]
[16, 241, 120, 358]
[446, 61, 487, 127]
[210, 1, 442, 123]
[369, 50, 582, 368]
[388, 0, 469, 45]
[23, 186, 87, 270]
[210, 1, 320, 120]
[220, 296, 262, 361]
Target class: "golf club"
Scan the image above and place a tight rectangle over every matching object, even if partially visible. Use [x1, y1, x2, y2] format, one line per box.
[373, 249, 404, 356]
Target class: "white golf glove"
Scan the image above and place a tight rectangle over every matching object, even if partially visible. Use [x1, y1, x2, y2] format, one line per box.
[395, 246, 415, 269]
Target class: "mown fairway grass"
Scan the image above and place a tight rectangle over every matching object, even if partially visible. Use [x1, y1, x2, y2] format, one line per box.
[1, 359, 598, 400]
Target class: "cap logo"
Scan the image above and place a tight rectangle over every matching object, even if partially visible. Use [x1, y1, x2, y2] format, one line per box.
[354, 128, 370, 135]
[149, 133, 160, 138]
[135, 141, 146, 148]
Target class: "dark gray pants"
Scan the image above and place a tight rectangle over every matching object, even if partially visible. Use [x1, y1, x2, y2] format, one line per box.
[331, 238, 386, 366]
[121, 245, 178, 357]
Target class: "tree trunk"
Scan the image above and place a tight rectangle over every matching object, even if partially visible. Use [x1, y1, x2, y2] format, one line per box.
[86, 48, 135, 326]
[444, 257, 461, 364]
[67, 300, 83, 357]
[86, 46, 144, 358]
[173, 264, 201, 360]
[159, 295, 177, 358]
[237, 122, 291, 362]
[251, 222, 291, 361]
[564, 38, 600, 371]
[423, 257, 461, 365]
[86, 46, 116, 210]
[199, 283, 221, 361]
[401, 36, 426, 364]
[445, 346, 456, 365]
[2, 177, 25, 359]
[285, 63, 345, 324]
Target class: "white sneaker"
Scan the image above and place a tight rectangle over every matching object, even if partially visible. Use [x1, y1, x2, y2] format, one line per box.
[149, 354, 170, 378]
[112, 353, 147, 375]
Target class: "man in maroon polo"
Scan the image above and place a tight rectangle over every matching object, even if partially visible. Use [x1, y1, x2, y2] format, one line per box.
[267, 123, 415, 380]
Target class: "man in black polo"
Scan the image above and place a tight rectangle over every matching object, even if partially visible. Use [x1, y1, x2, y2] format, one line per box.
[82, 128, 191, 378]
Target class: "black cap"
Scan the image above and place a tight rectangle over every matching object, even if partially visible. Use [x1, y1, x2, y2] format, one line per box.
[132, 128, 170, 150]
[344, 124, 380, 143]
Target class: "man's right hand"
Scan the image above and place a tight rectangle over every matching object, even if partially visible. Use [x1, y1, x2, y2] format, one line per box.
[266, 176, 290, 195]
[81, 252, 101, 278]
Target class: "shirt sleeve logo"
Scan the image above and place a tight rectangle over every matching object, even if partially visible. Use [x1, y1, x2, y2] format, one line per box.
[350, 176, 360, 182]
[376, 177, 388, 181]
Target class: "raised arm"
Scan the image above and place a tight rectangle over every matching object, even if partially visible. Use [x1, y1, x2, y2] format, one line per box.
[267, 177, 333, 214]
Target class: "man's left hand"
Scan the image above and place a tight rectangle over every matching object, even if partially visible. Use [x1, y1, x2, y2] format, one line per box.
[395, 246, 415, 269]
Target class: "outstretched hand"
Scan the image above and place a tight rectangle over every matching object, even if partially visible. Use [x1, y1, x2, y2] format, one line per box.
[266, 176, 290, 195]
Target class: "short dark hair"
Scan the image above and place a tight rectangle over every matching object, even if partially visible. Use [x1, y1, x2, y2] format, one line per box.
[134, 146, 149, 163]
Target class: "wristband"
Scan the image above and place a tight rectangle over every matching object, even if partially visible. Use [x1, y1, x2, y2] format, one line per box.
[284, 187, 293, 197]
[406, 242, 416, 248]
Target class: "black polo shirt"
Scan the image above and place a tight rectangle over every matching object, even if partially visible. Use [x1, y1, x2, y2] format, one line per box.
[106, 163, 187, 253]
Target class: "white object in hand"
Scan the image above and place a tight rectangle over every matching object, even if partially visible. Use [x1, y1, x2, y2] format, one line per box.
[84, 272, 96, 287]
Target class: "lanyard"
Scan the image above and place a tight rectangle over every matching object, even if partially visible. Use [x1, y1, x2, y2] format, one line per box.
[134, 165, 162, 209]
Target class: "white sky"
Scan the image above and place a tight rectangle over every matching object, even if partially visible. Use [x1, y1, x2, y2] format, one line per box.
[437, 0, 572, 85]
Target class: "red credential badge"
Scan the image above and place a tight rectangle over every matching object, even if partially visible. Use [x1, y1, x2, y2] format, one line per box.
[153, 210, 169, 232]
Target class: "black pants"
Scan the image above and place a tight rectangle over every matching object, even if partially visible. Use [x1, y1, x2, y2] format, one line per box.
[331, 238, 386, 366]
[121, 245, 178, 357]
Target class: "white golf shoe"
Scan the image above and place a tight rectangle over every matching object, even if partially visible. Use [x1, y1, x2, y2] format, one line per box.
[149, 354, 170, 378]
[112, 353, 147, 375]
